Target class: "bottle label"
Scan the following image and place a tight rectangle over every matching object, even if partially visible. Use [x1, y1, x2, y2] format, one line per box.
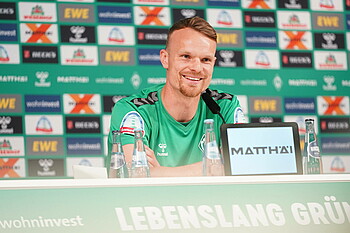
[205, 142, 221, 159]
[307, 141, 320, 158]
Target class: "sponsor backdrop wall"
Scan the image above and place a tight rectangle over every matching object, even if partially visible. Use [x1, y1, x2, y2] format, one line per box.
[0, 0, 349, 179]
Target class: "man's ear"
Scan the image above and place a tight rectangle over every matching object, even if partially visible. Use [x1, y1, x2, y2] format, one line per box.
[160, 49, 168, 69]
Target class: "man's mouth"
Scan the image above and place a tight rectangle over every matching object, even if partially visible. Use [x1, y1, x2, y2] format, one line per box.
[182, 75, 202, 81]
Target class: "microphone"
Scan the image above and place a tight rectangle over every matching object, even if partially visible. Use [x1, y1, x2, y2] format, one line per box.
[201, 89, 226, 124]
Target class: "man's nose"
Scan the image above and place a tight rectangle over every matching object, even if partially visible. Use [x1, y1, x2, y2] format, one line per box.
[189, 58, 202, 72]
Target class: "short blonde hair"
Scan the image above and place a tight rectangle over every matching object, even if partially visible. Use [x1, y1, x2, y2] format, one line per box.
[165, 16, 217, 49]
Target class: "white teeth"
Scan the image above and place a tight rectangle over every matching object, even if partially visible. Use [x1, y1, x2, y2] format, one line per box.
[183, 75, 200, 81]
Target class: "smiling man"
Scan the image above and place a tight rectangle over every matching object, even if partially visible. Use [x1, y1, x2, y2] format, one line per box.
[108, 17, 245, 177]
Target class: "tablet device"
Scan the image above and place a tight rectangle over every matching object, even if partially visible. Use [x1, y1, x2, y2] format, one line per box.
[220, 122, 303, 176]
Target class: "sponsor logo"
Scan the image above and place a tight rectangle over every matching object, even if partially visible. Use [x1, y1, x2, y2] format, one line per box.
[120, 111, 144, 135]
[66, 157, 104, 177]
[342, 79, 350, 87]
[207, 9, 242, 28]
[97, 0, 131, 2]
[312, 13, 344, 30]
[25, 95, 61, 113]
[284, 115, 318, 135]
[34, 71, 51, 87]
[231, 145, 293, 156]
[98, 25, 135, 46]
[215, 50, 243, 67]
[66, 116, 101, 134]
[22, 46, 58, 64]
[0, 75, 28, 83]
[321, 137, 350, 154]
[28, 159, 64, 177]
[156, 143, 168, 157]
[211, 78, 235, 86]
[310, 0, 344, 11]
[0, 137, 25, 156]
[63, 94, 101, 114]
[236, 95, 248, 115]
[250, 117, 282, 123]
[207, 0, 239, 7]
[60, 25, 96, 44]
[320, 117, 350, 133]
[216, 30, 243, 48]
[279, 31, 312, 50]
[60, 45, 98, 66]
[100, 47, 135, 65]
[25, 115, 63, 135]
[240, 79, 267, 86]
[242, 0, 276, 9]
[138, 48, 161, 65]
[314, 32, 345, 49]
[103, 95, 128, 113]
[134, 6, 170, 26]
[26, 137, 64, 156]
[277, 0, 309, 9]
[249, 97, 282, 114]
[317, 96, 350, 115]
[135, 0, 169, 5]
[95, 76, 124, 84]
[288, 79, 317, 87]
[0, 158, 25, 178]
[245, 31, 277, 48]
[59, 4, 95, 23]
[277, 11, 311, 30]
[284, 97, 315, 114]
[0, 44, 20, 64]
[131, 72, 142, 89]
[20, 23, 58, 44]
[147, 77, 166, 85]
[245, 50, 280, 69]
[97, 6, 132, 24]
[347, 0, 350, 10]
[281, 52, 313, 68]
[0, 23, 17, 42]
[0, 116, 22, 134]
[172, 8, 205, 22]
[323, 75, 337, 91]
[137, 28, 168, 45]
[273, 74, 283, 92]
[327, 156, 348, 173]
[66, 137, 102, 155]
[314, 51, 347, 70]
[0, 2, 16, 20]
[57, 75, 89, 84]
[347, 15, 350, 30]
[103, 115, 111, 135]
[244, 11, 276, 28]
[0, 95, 22, 113]
[234, 107, 246, 123]
[171, 0, 203, 5]
[19, 2, 57, 22]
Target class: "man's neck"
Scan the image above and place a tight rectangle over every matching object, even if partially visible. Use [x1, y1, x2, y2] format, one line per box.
[161, 85, 200, 123]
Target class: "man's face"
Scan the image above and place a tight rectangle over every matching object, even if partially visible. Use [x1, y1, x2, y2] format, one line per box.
[161, 28, 217, 97]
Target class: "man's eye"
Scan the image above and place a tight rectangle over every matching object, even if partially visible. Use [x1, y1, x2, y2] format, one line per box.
[182, 55, 190, 59]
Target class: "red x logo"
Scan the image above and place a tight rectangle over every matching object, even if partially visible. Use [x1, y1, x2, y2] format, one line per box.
[248, 0, 271, 9]
[69, 94, 95, 113]
[323, 97, 345, 115]
[26, 24, 53, 43]
[284, 31, 307, 49]
[139, 7, 164, 25]
[0, 158, 20, 177]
